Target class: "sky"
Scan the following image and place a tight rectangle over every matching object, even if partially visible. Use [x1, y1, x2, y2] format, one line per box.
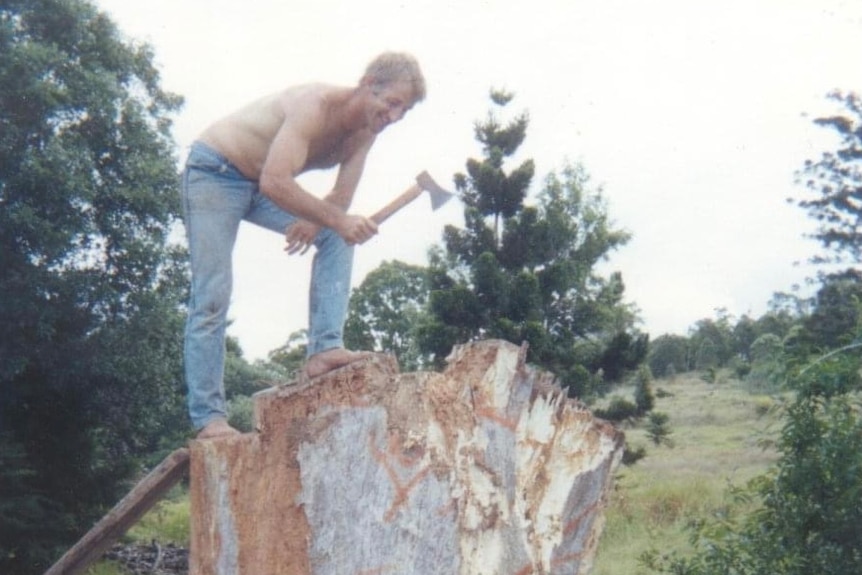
[95, 0, 862, 361]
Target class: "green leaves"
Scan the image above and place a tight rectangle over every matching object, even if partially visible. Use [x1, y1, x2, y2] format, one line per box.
[645, 345, 862, 575]
[344, 261, 431, 370]
[416, 91, 643, 390]
[796, 91, 862, 265]
[0, 2, 187, 571]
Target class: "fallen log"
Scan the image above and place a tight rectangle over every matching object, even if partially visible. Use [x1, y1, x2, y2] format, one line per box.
[190, 340, 624, 574]
[45, 448, 190, 575]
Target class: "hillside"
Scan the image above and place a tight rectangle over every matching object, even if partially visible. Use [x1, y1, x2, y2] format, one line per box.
[593, 373, 781, 574]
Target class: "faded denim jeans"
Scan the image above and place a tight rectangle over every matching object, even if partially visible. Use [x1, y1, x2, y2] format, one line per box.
[181, 142, 354, 429]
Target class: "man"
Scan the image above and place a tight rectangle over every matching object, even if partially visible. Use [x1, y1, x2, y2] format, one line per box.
[181, 53, 426, 439]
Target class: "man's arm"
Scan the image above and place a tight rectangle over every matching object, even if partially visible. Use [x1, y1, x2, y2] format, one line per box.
[324, 137, 372, 209]
[284, 139, 374, 255]
[258, 117, 377, 245]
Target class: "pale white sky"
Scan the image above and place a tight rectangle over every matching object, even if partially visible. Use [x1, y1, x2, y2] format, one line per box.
[97, 0, 862, 360]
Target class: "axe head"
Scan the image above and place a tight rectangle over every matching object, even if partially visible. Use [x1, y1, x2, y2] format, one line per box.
[416, 171, 454, 211]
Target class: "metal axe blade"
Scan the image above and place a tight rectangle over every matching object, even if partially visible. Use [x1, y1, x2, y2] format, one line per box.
[416, 170, 454, 211]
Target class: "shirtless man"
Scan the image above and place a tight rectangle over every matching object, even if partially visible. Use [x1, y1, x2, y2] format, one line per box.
[182, 53, 426, 439]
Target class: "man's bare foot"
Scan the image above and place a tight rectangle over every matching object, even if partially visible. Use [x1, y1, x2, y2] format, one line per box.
[196, 418, 240, 440]
[305, 348, 373, 379]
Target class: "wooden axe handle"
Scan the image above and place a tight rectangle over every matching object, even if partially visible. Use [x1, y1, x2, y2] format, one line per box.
[370, 182, 423, 225]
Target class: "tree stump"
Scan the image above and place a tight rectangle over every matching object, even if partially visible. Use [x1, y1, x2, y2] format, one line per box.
[189, 340, 624, 574]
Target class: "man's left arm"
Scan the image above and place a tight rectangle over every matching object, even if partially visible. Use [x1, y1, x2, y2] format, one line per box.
[284, 139, 373, 255]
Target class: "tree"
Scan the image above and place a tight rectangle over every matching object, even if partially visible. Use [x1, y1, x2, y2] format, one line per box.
[416, 90, 642, 396]
[801, 268, 862, 350]
[688, 310, 735, 369]
[224, 335, 287, 398]
[0, 2, 186, 571]
[648, 334, 691, 377]
[644, 354, 862, 575]
[268, 329, 309, 376]
[795, 91, 862, 265]
[344, 260, 430, 371]
[633, 365, 656, 416]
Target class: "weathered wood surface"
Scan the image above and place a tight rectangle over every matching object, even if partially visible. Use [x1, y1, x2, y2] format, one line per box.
[190, 340, 624, 575]
[45, 448, 190, 575]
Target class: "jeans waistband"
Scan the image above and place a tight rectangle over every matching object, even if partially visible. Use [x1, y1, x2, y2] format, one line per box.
[187, 141, 255, 182]
[188, 140, 232, 165]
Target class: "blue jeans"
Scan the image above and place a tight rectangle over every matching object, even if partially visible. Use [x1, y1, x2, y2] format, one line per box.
[181, 142, 354, 429]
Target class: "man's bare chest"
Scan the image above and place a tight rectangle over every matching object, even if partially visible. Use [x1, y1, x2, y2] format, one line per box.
[303, 122, 371, 171]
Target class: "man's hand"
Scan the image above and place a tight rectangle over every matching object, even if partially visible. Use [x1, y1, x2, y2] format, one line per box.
[284, 220, 321, 255]
[335, 214, 378, 245]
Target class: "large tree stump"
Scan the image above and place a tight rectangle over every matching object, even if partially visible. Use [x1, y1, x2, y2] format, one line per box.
[190, 340, 624, 574]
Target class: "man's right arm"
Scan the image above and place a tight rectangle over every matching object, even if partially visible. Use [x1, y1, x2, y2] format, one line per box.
[258, 116, 376, 245]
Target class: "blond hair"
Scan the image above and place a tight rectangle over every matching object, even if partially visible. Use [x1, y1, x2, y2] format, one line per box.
[363, 52, 426, 103]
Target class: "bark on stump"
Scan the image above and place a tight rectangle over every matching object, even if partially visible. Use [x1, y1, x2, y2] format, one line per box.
[189, 340, 624, 575]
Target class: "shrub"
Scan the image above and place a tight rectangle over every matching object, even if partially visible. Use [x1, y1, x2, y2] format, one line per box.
[227, 395, 254, 433]
[634, 365, 656, 415]
[646, 412, 673, 447]
[594, 396, 639, 423]
[621, 443, 647, 466]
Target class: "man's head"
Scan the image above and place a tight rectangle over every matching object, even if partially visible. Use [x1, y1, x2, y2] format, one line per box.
[362, 52, 426, 105]
[360, 52, 426, 134]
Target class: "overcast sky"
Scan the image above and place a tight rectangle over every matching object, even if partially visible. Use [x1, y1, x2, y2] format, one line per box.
[96, 0, 862, 360]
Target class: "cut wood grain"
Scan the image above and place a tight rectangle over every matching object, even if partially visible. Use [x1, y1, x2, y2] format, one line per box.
[190, 340, 624, 575]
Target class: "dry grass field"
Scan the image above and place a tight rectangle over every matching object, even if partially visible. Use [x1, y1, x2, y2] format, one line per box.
[593, 372, 782, 574]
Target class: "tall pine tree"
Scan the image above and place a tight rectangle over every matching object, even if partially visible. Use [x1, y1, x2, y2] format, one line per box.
[417, 90, 645, 396]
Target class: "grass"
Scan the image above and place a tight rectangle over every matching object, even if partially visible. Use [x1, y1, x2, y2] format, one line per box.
[125, 484, 191, 544]
[593, 372, 782, 574]
[86, 484, 190, 575]
[89, 372, 780, 574]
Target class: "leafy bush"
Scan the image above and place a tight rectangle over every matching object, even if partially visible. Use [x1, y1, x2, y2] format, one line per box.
[621, 443, 647, 466]
[594, 396, 639, 422]
[643, 349, 862, 575]
[227, 395, 255, 433]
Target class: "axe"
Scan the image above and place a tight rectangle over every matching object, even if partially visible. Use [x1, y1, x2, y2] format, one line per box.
[370, 171, 454, 225]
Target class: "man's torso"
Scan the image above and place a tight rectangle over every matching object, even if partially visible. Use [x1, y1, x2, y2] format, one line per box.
[198, 83, 371, 180]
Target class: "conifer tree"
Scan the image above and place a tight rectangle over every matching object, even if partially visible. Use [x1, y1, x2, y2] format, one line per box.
[417, 91, 644, 396]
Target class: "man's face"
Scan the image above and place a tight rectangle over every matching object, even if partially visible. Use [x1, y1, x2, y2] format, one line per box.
[367, 78, 415, 134]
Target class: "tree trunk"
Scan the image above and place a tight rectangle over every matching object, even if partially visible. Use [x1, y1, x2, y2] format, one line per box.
[189, 340, 623, 575]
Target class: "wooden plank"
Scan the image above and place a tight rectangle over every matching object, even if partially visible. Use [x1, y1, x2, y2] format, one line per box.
[45, 447, 190, 575]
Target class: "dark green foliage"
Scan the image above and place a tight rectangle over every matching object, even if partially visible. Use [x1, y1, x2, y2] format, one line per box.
[594, 396, 639, 423]
[268, 329, 308, 377]
[621, 443, 647, 466]
[648, 334, 691, 377]
[645, 412, 673, 446]
[688, 311, 735, 369]
[0, 1, 186, 571]
[597, 330, 649, 382]
[224, 336, 286, 398]
[634, 365, 656, 415]
[801, 268, 862, 349]
[344, 261, 431, 371]
[795, 91, 862, 265]
[417, 91, 642, 394]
